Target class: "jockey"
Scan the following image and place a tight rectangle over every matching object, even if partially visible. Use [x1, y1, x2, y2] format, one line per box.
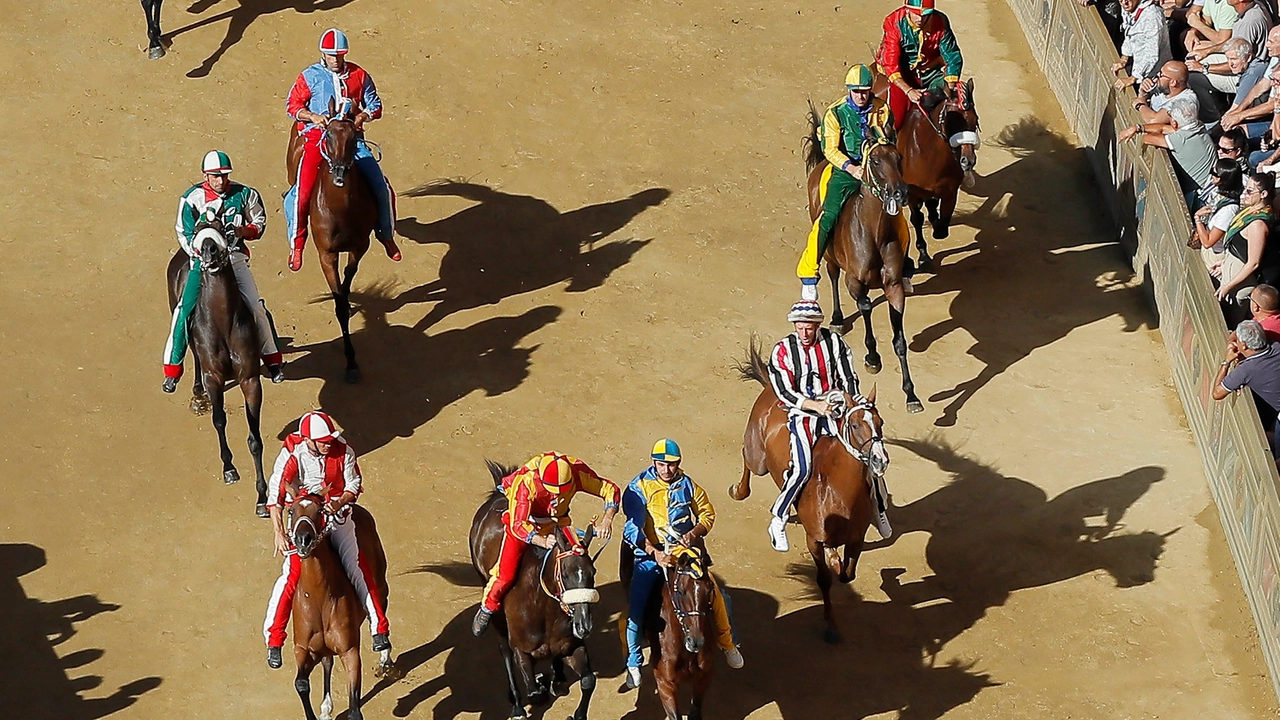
[472, 452, 620, 637]
[876, 0, 964, 128]
[284, 28, 402, 272]
[620, 439, 743, 690]
[766, 300, 891, 551]
[162, 150, 284, 393]
[797, 64, 898, 303]
[262, 411, 391, 669]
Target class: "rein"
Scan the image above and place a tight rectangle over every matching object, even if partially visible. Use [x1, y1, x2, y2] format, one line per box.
[537, 538, 600, 615]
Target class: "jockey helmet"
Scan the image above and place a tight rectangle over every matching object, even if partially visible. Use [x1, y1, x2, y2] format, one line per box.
[201, 150, 233, 176]
[319, 28, 350, 55]
[535, 454, 574, 494]
[845, 64, 875, 90]
[298, 411, 340, 443]
[651, 439, 682, 462]
[787, 299, 825, 324]
[905, 0, 936, 14]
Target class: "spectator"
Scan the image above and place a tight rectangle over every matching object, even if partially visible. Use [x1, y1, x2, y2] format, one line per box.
[1216, 172, 1278, 310]
[1249, 73, 1280, 168]
[1249, 283, 1280, 338]
[1213, 319, 1280, 453]
[1189, 0, 1273, 64]
[1120, 61, 1218, 192]
[1112, 0, 1174, 90]
[1194, 159, 1245, 268]
[1219, 25, 1280, 132]
[1219, 127, 1253, 172]
[1188, 38, 1261, 117]
[1184, 0, 1240, 53]
[1080, 0, 1126, 46]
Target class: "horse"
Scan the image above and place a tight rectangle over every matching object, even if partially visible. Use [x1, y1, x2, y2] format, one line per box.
[165, 220, 268, 516]
[873, 75, 981, 270]
[140, 0, 164, 58]
[804, 102, 923, 413]
[285, 495, 394, 720]
[730, 340, 890, 643]
[469, 461, 600, 720]
[619, 538, 717, 720]
[286, 97, 379, 384]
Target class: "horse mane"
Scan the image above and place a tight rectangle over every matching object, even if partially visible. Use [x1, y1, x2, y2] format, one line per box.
[803, 100, 825, 173]
[736, 335, 769, 387]
[485, 459, 518, 500]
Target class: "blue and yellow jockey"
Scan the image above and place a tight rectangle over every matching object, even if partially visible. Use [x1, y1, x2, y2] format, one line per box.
[620, 439, 742, 689]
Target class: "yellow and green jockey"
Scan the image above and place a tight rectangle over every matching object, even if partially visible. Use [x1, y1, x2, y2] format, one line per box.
[797, 65, 897, 298]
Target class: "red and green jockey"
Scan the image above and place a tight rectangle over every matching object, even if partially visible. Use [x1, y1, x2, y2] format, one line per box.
[876, 0, 965, 129]
[161, 151, 284, 393]
[797, 65, 900, 301]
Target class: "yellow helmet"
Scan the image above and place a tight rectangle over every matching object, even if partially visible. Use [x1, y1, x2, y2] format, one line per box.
[534, 453, 574, 494]
[845, 64, 875, 90]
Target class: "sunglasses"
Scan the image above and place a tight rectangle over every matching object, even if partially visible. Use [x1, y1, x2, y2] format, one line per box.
[1220, 144, 1240, 152]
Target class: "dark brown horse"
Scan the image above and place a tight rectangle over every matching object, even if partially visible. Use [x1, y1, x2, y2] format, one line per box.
[286, 495, 394, 720]
[731, 341, 890, 643]
[286, 98, 378, 383]
[873, 74, 981, 270]
[469, 461, 600, 720]
[165, 220, 268, 516]
[619, 540, 717, 720]
[804, 103, 922, 412]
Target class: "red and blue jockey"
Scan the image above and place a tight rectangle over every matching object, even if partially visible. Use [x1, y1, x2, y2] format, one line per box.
[284, 28, 402, 272]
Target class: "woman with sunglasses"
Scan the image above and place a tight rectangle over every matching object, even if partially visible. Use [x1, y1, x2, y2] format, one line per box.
[1195, 159, 1245, 270]
[1217, 173, 1280, 318]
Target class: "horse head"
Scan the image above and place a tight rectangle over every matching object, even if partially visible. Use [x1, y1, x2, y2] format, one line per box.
[832, 385, 889, 478]
[942, 79, 981, 184]
[192, 219, 232, 274]
[863, 140, 909, 217]
[665, 540, 713, 655]
[288, 492, 329, 559]
[321, 96, 360, 188]
[548, 526, 599, 639]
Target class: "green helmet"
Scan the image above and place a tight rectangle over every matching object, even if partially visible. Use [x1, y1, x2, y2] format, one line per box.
[845, 64, 875, 90]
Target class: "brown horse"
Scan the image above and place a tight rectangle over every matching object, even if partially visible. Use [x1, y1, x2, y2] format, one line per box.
[286, 98, 379, 383]
[873, 75, 981, 270]
[731, 341, 890, 643]
[165, 220, 268, 516]
[285, 495, 394, 720]
[619, 540, 717, 720]
[469, 461, 600, 720]
[804, 103, 922, 412]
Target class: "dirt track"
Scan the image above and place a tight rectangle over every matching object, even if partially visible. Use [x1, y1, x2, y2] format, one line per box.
[3, 0, 1277, 717]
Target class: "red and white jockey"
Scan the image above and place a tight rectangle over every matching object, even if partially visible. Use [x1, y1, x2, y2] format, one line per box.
[262, 411, 390, 669]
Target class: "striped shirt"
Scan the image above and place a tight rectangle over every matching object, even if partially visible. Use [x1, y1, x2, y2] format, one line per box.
[768, 329, 860, 414]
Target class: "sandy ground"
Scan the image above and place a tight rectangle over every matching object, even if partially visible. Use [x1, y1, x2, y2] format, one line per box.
[1, 0, 1276, 717]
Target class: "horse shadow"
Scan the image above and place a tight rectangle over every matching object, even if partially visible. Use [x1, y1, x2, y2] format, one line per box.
[1, 543, 163, 719]
[909, 116, 1151, 427]
[279, 281, 561, 453]
[166, 0, 361, 78]
[395, 182, 669, 330]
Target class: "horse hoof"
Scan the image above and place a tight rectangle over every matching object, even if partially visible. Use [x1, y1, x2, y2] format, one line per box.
[224, 469, 240, 485]
[864, 361, 882, 375]
[344, 367, 362, 384]
[907, 401, 925, 414]
[148, 46, 166, 60]
[932, 226, 949, 240]
[190, 398, 211, 416]
[255, 503, 270, 518]
[823, 628, 841, 645]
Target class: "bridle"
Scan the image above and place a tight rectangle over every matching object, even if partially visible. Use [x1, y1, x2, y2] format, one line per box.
[288, 494, 348, 557]
[917, 86, 981, 166]
[319, 113, 356, 184]
[827, 393, 889, 479]
[537, 531, 601, 615]
[657, 528, 709, 641]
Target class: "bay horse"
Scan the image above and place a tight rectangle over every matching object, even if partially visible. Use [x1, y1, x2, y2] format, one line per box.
[165, 220, 268, 516]
[619, 539, 717, 720]
[804, 102, 922, 412]
[286, 98, 378, 384]
[286, 495, 395, 720]
[469, 461, 600, 720]
[731, 340, 890, 643]
[141, 0, 164, 58]
[873, 75, 981, 270]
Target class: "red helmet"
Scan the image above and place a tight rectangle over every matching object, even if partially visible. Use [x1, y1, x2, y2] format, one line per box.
[298, 411, 339, 442]
[534, 454, 574, 494]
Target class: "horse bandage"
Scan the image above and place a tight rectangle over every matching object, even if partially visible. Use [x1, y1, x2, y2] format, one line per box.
[560, 588, 601, 605]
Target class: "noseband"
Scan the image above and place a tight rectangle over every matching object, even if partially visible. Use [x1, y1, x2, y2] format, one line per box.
[831, 397, 888, 477]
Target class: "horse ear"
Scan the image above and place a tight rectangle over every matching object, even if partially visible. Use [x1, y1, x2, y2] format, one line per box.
[582, 524, 596, 551]
[867, 384, 878, 404]
[327, 96, 336, 117]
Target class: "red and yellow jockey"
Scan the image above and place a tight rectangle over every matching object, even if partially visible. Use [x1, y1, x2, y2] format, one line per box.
[876, 0, 965, 129]
[472, 452, 620, 636]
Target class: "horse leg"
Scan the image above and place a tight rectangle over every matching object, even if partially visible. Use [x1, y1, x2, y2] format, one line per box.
[827, 262, 844, 329]
[930, 194, 954, 241]
[885, 284, 923, 413]
[317, 253, 360, 384]
[190, 357, 211, 415]
[808, 535, 839, 644]
[549, 656, 570, 697]
[207, 382, 239, 484]
[341, 646, 363, 720]
[242, 377, 268, 517]
[839, 539, 865, 584]
[294, 652, 320, 720]
[728, 462, 752, 501]
[655, 669, 681, 720]
[853, 288, 881, 374]
[339, 253, 364, 383]
[910, 200, 932, 272]
[564, 645, 597, 720]
[689, 665, 713, 720]
[494, 621, 529, 719]
[513, 649, 543, 708]
[318, 656, 334, 720]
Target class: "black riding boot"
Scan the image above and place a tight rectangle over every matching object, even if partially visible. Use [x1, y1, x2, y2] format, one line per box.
[162, 377, 178, 394]
[372, 633, 391, 651]
[472, 608, 493, 637]
[267, 646, 283, 669]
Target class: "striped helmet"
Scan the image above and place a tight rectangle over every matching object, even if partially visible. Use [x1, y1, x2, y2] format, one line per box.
[905, 0, 936, 14]
[651, 438, 682, 462]
[845, 64, 875, 90]
[298, 411, 340, 442]
[535, 453, 574, 494]
[201, 150, 233, 175]
[319, 28, 350, 56]
[787, 299, 825, 323]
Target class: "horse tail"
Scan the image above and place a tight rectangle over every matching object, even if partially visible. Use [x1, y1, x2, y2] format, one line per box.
[485, 459, 518, 498]
[736, 335, 769, 387]
[804, 100, 824, 174]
